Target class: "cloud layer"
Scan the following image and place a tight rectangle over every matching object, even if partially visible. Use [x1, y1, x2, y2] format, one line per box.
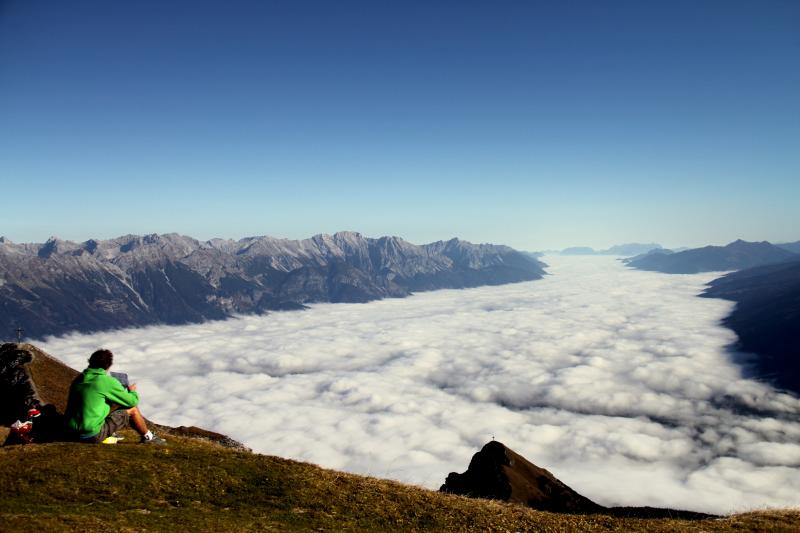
[42, 256, 800, 514]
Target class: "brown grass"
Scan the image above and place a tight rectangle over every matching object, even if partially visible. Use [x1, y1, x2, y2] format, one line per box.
[1, 429, 799, 532]
[22, 343, 79, 413]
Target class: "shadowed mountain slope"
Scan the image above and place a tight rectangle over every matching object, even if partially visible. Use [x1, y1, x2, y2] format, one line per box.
[702, 260, 800, 395]
[0, 232, 546, 339]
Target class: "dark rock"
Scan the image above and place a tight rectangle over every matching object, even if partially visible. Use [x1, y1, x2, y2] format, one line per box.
[168, 425, 251, 452]
[0, 342, 78, 424]
[0, 343, 75, 443]
[441, 441, 717, 519]
[0, 343, 40, 426]
[441, 441, 603, 513]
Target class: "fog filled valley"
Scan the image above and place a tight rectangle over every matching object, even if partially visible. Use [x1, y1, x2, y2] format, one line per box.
[37, 255, 800, 515]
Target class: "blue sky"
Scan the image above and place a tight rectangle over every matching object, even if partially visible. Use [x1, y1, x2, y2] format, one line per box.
[1, 1, 798, 250]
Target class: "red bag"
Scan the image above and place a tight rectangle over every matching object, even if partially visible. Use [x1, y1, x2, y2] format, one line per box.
[9, 420, 34, 444]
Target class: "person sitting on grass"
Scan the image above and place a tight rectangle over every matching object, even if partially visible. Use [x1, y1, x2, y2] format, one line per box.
[64, 349, 166, 445]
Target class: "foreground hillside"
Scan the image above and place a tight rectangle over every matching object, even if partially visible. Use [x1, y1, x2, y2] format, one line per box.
[1, 430, 798, 532]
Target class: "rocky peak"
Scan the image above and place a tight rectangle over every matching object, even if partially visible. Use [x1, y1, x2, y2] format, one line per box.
[332, 230, 364, 243]
[82, 239, 99, 254]
[37, 237, 81, 258]
[37, 237, 59, 257]
[726, 239, 762, 249]
[441, 441, 603, 514]
[441, 441, 715, 519]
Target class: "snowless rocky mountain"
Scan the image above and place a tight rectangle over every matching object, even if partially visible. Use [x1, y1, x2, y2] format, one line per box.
[0, 232, 546, 339]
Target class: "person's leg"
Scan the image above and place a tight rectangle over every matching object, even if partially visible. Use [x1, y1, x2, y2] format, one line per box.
[126, 406, 148, 435]
[126, 406, 166, 444]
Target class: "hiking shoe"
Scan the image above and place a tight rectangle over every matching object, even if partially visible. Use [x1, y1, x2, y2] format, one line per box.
[140, 434, 167, 445]
[111, 432, 125, 441]
[101, 436, 120, 444]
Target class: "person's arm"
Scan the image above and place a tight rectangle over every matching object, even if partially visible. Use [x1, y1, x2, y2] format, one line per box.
[103, 374, 140, 408]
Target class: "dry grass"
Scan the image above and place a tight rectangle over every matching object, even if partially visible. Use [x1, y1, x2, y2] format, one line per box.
[1, 430, 798, 532]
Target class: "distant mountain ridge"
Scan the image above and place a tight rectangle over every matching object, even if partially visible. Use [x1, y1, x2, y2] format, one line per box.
[0, 232, 546, 339]
[777, 240, 800, 254]
[559, 243, 663, 257]
[624, 239, 798, 274]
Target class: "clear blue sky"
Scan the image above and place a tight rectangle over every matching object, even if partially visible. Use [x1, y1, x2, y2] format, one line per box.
[1, 1, 798, 250]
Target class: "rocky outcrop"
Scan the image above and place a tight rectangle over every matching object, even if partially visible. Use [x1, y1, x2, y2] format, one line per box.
[0, 343, 50, 426]
[0, 232, 546, 339]
[167, 425, 252, 453]
[0, 342, 81, 444]
[441, 441, 603, 513]
[1, 342, 83, 424]
[0, 343, 249, 451]
[441, 441, 715, 519]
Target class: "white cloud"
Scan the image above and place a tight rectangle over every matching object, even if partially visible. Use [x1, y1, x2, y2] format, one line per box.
[41, 256, 800, 515]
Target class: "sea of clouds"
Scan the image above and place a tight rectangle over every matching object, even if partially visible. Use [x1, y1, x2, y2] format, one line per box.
[41, 256, 800, 514]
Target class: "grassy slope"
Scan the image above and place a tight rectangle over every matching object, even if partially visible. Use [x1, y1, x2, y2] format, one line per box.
[1, 429, 799, 532]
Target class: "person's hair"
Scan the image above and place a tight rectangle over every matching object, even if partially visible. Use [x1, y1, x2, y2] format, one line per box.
[88, 349, 113, 370]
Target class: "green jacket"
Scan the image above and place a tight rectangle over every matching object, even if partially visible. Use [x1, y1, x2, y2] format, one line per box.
[65, 367, 140, 437]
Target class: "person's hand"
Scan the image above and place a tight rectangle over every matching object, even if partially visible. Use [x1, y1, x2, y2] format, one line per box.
[129, 383, 137, 392]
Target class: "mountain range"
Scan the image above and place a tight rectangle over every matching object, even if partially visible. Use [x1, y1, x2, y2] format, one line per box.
[0, 232, 546, 340]
[619, 238, 800, 396]
[623, 240, 798, 274]
[559, 243, 663, 257]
